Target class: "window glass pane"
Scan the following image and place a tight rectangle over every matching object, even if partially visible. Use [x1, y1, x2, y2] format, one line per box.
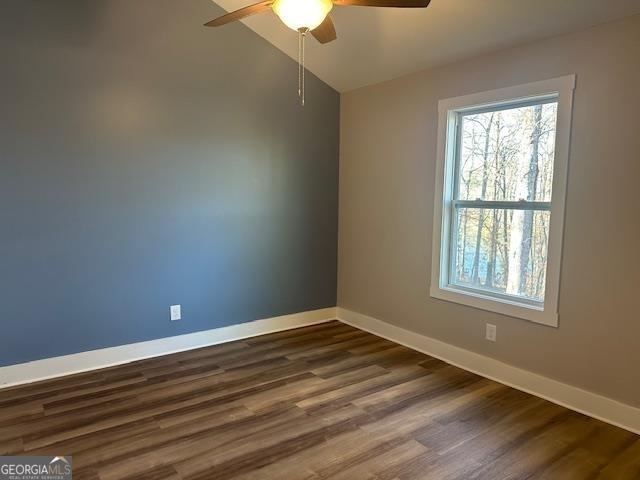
[452, 207, 550, 302]
[456, 102, 558, 203]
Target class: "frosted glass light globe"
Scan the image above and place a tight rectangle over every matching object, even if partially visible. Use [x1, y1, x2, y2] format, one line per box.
[272, 0, 333, 31]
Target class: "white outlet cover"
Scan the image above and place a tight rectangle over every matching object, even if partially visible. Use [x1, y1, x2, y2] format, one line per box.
[170, 305, 181, 321]
[486, 323, 497, 342]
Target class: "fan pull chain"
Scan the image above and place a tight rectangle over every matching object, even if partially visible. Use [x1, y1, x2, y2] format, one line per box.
[298, 29, 302, 100]
[298, 28, 308, 106]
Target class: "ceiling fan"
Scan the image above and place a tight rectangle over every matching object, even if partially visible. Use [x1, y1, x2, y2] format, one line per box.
[205, 0, 431, 104]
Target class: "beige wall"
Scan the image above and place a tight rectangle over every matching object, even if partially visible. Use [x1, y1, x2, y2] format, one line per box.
[338, 15, 640, 407]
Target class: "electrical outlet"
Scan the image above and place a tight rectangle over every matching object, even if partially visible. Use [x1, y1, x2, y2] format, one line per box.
[485, 323, 497, 342]
[170, 305, 181, 321]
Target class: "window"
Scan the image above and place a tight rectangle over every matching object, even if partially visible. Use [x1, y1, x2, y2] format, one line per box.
[431, 76, 575, 326]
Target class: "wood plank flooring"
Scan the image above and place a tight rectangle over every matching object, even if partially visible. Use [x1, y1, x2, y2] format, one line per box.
[0, 320, 638, 479]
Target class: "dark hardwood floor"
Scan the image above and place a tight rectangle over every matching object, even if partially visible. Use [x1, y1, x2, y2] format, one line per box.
[0, 320, 638, 479]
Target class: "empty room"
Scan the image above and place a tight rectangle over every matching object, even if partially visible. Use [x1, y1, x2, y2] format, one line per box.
[1, 0, 639, 479]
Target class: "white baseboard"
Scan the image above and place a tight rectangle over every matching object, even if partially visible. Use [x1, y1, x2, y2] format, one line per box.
[337, 307, 640, 435]
[4, 305, 637, 435]
[0, 307, 337, 389]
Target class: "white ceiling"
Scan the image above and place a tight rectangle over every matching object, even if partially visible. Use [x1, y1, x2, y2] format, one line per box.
[210, 1, 640, 92]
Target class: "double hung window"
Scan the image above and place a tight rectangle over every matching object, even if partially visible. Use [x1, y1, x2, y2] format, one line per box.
[430, 76, 575, 326]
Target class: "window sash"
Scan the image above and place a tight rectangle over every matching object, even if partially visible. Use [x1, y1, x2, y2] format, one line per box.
[446, 203, 548, 308]
[451, 200, 551, 211]
[451, 99, 557, 205]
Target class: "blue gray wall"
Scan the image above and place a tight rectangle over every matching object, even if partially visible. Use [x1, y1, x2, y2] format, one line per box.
[0, 0, 339, 366]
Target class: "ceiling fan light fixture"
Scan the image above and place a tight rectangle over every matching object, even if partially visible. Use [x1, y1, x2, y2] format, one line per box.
[272, 0, 333, 31]
[205, 0, 432, 105]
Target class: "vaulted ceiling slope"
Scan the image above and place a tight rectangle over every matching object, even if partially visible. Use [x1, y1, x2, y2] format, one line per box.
[209, 0, 640, 92]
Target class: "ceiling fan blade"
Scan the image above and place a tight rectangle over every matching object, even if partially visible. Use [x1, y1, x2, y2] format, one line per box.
[204, 1, 273, 27]
[333, 0, 430, 7]
[311, 15, 337, 44]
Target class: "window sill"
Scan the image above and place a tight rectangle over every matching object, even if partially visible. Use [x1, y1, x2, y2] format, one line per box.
[430, 285, 558, 327]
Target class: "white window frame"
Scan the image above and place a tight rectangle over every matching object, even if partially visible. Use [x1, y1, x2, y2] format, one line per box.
[430, 75, 575, 327]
